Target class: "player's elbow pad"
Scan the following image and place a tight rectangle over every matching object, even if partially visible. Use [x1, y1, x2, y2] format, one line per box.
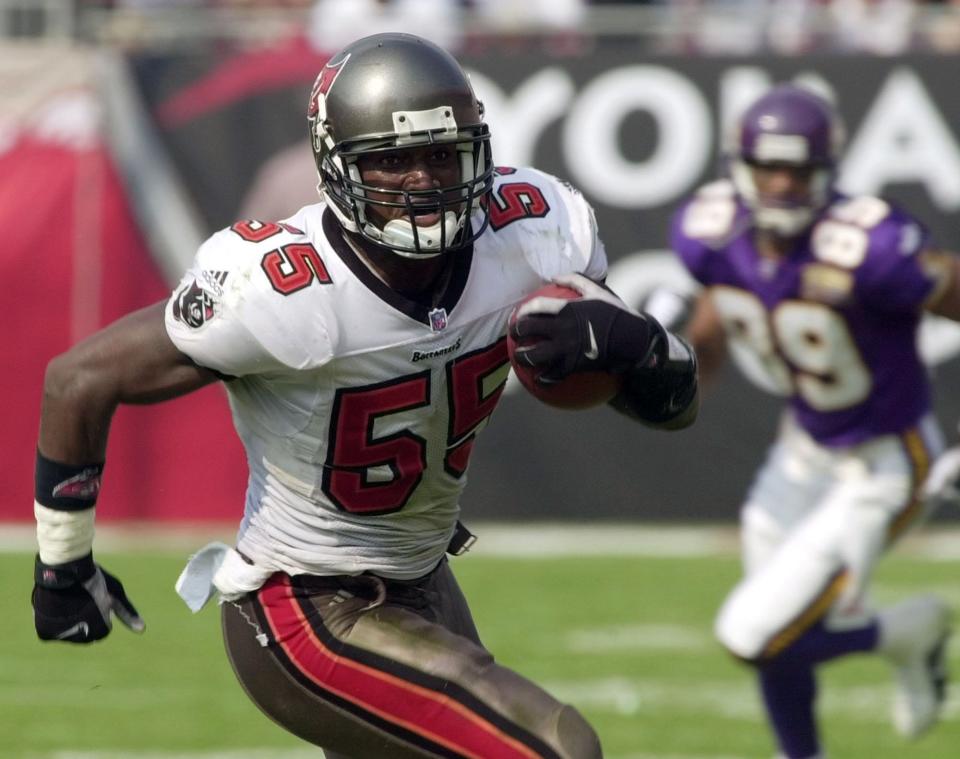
[608, 324, 699, 430]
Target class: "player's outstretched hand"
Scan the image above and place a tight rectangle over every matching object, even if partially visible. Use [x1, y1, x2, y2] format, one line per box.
[923, 445, 960, 510]
[510, 273, 663, 383]
[33, 553, 145, 643]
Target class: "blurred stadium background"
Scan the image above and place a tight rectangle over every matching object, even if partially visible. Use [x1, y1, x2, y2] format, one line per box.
[3, 1, 960, 757]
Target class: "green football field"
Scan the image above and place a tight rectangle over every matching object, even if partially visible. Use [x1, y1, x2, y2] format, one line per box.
[2, 525, 958, 759]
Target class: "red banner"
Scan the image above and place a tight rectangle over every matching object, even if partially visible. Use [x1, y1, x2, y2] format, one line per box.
[1, 46, 245, 522]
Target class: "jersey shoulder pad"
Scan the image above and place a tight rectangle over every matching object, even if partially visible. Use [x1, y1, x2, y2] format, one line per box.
[815, 195, 928, 269]
[488, 166, 569, 227]
[815, 195, 934, 310]
[670, 180, 739, 281]
[674, 179, 739, 243]
[191, 218, 314, 272]
[695, 178, 736, 201]
[488, 166, 607, 281]
[167, 216, 334, 375]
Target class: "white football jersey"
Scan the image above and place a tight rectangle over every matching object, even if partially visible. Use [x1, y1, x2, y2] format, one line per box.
[166, 167, 606, 579]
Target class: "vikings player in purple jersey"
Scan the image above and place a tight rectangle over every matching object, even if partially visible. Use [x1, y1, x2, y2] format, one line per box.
[669, 84, 960, 758]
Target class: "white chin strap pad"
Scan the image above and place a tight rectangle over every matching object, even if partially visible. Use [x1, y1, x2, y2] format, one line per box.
[731, 158, 826, 237]
[379, 211, 460, 258]
[754, 206, 814, 237]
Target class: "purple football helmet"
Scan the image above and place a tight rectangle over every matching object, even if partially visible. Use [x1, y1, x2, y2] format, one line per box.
[729, 84, 845, 236]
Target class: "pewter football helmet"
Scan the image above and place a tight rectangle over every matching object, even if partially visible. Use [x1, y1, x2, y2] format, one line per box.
[307, 33, 494, 258]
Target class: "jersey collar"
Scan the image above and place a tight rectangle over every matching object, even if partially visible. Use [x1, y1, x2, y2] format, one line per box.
[323, 208, 473, 326]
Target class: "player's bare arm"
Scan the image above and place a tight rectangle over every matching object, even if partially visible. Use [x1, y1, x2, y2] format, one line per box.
[33, 301, 219, 645]
[40, 301, 219, 464]
[922, 249, 960, 322]
[919, 250, 960, 513]
[684, 291, 727, 390]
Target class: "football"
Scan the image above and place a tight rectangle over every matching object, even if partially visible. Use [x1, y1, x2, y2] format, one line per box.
[507, 283, 623, 410]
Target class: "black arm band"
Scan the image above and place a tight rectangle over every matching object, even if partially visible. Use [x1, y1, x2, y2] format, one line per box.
[35, 450, 104, 511]
[34, 552, 97, 589]
[608, 327, 699, 429]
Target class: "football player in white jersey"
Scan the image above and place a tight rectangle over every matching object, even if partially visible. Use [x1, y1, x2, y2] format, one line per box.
[30, 33, 697, 759]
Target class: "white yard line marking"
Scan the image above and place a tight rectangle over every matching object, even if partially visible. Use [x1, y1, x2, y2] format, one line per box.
[39, 748, 744, 759]
[613, 755, 749, 759]
[543, 677, 762, 718]
[873, 581, 960, 608]
[3, 522, 960, 559]
[541, 677, 960, 723]
[467, 524, 740, 557]
[19, 676, 958, 759]
[44, 752, 320, 759]
[566, 623, 711, 652]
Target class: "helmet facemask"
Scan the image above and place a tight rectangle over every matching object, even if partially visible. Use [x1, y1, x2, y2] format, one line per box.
[727, 84, 845, 238]
[306, 35, 495, 259]
[730, 157, 833, 238]
[316, 114, 493, 259]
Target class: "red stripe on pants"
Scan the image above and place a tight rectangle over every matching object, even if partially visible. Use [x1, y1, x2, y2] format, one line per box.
[259, 575, 543, 759]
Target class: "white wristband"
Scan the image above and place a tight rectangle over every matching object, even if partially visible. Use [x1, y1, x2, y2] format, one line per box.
[35, 501, 95, 564]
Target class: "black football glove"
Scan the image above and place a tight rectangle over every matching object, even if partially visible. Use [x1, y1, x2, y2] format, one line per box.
[33, 552, 145, 643]
[510, 273, 663, 383]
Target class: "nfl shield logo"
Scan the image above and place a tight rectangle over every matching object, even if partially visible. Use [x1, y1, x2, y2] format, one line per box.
[428, 307, 448, 332]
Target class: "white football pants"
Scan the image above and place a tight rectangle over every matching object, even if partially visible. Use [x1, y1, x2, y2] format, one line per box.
[716, 412, 943, 660]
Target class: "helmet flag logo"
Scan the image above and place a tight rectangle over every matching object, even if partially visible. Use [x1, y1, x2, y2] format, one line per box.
[308, 54, 350, 121]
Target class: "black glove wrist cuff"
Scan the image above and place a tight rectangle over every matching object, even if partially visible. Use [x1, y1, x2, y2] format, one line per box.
[610, 328, 698, 426]
[35, 450, 104, 511]
[34, 552, 97, 589]
[607, 310, 660, 372]
[619, 312, 667, 371]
